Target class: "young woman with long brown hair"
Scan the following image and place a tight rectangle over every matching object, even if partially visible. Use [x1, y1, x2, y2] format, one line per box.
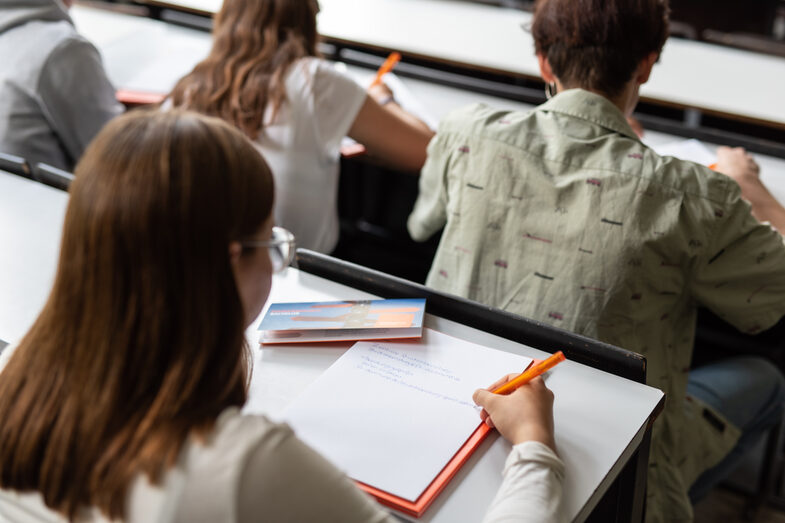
[168, 0, 434, 254]
[0, 110, 563, 522]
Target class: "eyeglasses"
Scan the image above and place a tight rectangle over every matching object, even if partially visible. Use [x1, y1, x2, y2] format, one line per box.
[240, 226, 296, 273]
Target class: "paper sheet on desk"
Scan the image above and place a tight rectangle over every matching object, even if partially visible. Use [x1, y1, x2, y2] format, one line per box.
[379, 73, 440, 131]
[651, 139, 716, 166]
[283, 328, 532, 502]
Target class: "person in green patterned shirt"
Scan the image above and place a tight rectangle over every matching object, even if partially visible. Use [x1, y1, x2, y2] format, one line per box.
[407, 0, 785, 521]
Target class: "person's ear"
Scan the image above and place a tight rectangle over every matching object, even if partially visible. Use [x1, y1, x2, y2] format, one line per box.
[635, 52, 659, 85]
[229, 241, 243, 265]
[537, 53, 557, 84]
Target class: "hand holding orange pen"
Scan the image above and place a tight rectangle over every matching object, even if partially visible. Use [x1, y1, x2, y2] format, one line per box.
[370, 52, 401, 87]
[472, 351, 564, 448]
[492, 351, 566, 395]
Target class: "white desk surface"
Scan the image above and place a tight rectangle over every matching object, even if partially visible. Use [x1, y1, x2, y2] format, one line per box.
[246, 270, 662, 522]
[70, 4, 785, 205]
[0, 171, 663, 521]
[126, 0, 785, 126]
[0, 173, 65, 346]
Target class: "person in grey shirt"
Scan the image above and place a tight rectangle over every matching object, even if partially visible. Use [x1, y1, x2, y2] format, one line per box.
[0, 0, 122, 171]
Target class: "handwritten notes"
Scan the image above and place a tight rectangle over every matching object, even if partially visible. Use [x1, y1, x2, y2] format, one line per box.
[358, 344, 474, 408]
[283, 329, 532, 502]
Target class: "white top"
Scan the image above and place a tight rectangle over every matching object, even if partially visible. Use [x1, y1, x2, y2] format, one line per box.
[256, 57, 367, 253]
[0, 398, 565, 523]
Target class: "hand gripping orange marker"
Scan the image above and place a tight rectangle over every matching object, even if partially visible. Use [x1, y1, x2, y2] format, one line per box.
[370, 52, 401, 87]
[492, 351, 566, 395]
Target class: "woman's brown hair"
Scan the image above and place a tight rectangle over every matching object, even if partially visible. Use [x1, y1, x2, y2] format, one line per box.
[169, 0, 320, 139]
[0, 110, 274, 519]
[532, 0, 669, 97]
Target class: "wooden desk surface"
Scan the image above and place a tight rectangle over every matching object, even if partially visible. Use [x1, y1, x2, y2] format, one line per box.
[127, 0, 785, 126]
[0, 169, 663, 522]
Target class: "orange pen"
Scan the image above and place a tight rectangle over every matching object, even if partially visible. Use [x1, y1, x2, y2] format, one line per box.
[492, 351, 566, 395]
[708, 163, 718, 170]
[370, 52, 401, 87]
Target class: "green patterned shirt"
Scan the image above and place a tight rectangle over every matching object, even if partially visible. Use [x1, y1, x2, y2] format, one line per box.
[408, 89, 785, 522]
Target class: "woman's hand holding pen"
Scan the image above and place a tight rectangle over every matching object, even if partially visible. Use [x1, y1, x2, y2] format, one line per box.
[473, 375, 557, 451]
[367, 83, 395, 106]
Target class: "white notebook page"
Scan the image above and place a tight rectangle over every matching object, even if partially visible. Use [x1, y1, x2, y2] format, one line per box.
[652, 138, 716, 166]
[283, 328, 533, 501]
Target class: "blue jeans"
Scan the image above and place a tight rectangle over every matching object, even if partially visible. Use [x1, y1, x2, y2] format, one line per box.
[687, 356, 785, 503]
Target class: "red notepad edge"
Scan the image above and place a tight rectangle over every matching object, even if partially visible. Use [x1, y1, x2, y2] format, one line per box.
[116, 89, 165, 106]
[356, 422, 493, 518]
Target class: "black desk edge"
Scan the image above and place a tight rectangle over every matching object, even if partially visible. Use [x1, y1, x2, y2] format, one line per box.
[296, 248, 647, 384]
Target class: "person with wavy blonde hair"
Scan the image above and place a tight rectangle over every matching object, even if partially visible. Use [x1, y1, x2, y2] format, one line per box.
[169, 0, 434, 254]
[0, 109, 563, 522]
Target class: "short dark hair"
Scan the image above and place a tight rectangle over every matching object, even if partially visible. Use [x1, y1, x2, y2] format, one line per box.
[532, 0, 669, 97]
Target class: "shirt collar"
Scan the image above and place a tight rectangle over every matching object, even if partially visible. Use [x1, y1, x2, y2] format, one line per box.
[537, 88, 640, 142]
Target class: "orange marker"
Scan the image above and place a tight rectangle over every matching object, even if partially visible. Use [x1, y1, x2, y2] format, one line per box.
[708, 163, 718, 170]
[492, 351, 566, 395]
[370, 52, 401, 87]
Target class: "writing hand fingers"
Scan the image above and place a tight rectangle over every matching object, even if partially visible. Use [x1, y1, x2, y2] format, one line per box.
[485, 368, 534, 391]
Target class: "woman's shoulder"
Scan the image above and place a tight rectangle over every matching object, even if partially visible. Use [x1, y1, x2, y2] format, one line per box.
[285, 56, 355, 91]
[198, 407, 294, 459]
[148, 409, 298, 522]
[282, 57, 336, 104]
[282, 56, 366, 135]
[165, 408, 296, 490]
[297, 56, 348, 76]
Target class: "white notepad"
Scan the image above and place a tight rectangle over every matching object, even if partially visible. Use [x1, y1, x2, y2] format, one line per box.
[283, 329, 532, 502]
[652, 138, 716, 166]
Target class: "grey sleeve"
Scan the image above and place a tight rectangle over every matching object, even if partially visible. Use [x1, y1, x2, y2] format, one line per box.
[37, 36, 123, 167]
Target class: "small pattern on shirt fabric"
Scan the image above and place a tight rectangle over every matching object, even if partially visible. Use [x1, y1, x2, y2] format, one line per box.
[408, 89, 785, 523]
